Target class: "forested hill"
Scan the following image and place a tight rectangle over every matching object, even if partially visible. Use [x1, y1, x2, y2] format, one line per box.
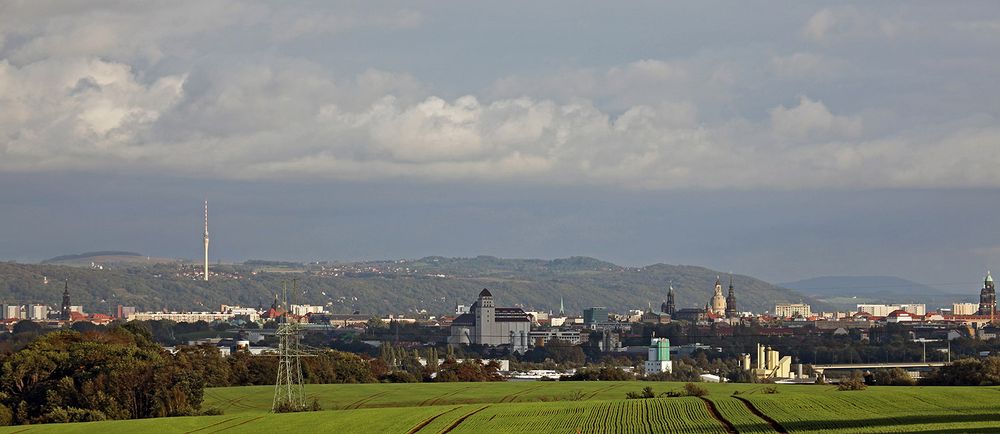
[0, 256, 821, 316]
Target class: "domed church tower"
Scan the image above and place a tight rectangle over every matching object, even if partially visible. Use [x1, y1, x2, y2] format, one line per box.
[709, 277, 727, 316]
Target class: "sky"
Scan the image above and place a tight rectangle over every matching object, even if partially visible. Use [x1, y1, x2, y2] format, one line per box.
[1, 1, 999, 288]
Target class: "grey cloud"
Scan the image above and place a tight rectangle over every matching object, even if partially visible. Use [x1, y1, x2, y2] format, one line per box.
[2, 54, 1000, 191]
[1, 1, 999, 191]
[270, 8, 423, 41]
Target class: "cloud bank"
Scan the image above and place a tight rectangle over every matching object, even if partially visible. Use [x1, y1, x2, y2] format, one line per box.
[1, 1, 999, 190]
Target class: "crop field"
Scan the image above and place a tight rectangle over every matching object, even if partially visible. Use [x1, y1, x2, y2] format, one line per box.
[739, 385, 1000, 433]
[1, 382, 998, 433]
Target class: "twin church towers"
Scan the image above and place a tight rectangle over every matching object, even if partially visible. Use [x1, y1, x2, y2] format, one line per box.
[661, 275, 738, 319]
[708, 275, 738, 318]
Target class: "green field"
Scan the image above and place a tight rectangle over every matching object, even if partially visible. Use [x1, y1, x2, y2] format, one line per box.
[3, 382, 999, 433]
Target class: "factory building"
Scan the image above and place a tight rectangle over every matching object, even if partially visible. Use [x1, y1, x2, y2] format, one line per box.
[741, 343, 792, 379]
[448, 289, 532, 352]
[643, 337, 673, 374]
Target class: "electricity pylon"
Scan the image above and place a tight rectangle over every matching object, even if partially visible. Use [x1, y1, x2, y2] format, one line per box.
[272, 279, 310, 412]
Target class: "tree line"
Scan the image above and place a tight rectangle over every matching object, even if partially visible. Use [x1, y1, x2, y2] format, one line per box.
[0, 323, 205, 425]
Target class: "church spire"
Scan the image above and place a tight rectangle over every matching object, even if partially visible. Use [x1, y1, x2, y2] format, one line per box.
[60, 280, 71, 321]
[663, 281, 676, 316]
[725, 273, 737, 318]
[559, 297, 565, 316]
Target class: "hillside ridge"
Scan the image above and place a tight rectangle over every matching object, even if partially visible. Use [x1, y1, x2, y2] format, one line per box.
[0, 256, 824, 315]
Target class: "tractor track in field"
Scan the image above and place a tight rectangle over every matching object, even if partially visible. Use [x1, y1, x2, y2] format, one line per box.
[184, 417, 241, 433]
[344, 391, 390, 410]
[584, 384, 622, 400]
[214, 416, 265, 432]
[226, 395, 256, 410]
[499, 384, 545, 403]
[699, 397, 737, 434]
[440, 405, 490, 433]
[733, 396, 788, 433]
[405, 406, 462, 434]
[206, 390, 256, 411]
[421, 386, 473, 406]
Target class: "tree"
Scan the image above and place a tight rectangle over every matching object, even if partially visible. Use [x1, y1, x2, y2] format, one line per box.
[11, 321, 40, 336]
[302, 350, 377, 384]
[435, 359, 503, 382]
[174, 344, 231, 387]
[683, 383, 709, 397]
[424, 347, 440, 379]
[837, 370, 867, 391]
[366, 317, 387, 332]
[921, 356, 1000, 386]
[872, 368, 916, 386]
[567, 367, 635, 381]
[227, 352, 277, 386]
[525, 339, 586, 366]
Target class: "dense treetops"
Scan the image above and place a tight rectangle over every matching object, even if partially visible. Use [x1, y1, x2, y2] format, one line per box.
[0, 323, 204, 425]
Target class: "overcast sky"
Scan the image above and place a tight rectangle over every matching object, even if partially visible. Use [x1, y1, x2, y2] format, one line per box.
[2, 1, 999, 288]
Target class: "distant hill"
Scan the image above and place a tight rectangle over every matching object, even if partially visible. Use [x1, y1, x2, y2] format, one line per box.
[0, 256, 824, 315]
[780, 275, 976, 311]
[42, 251, 177, 266]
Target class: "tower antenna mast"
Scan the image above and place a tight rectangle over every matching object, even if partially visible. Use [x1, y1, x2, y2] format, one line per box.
[203, 201, 210, 281]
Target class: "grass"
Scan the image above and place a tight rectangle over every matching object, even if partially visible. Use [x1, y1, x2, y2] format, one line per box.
[706, 396, 774, 434]
[741, 385, 1000, 433]
[2, 382, 998, 433]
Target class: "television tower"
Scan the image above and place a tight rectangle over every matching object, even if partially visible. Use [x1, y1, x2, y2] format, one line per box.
[203, 200, 210, 281]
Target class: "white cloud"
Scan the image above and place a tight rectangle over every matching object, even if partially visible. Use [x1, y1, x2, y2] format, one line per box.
[1, 2, 1000, 190]
[770, 96, 862, 141]
[486, 58, 735, 114]
[3, 53, 1000, 190]
[802, 8, 842, 42]
[0, 57, 183, 169]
